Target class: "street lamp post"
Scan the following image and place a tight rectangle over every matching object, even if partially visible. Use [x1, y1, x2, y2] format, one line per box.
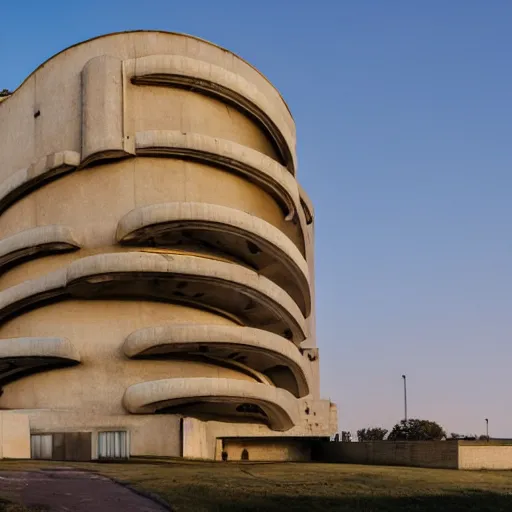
[485, 418, 489, 440]
[402, 374, 408, 422]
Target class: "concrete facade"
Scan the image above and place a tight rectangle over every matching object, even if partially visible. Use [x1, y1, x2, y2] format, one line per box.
[0, 31, 336, 460]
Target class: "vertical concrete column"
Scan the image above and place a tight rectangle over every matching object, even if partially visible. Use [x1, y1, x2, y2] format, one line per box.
[81, 56, 133, 164]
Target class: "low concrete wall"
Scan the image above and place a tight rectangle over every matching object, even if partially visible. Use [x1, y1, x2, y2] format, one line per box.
[459, 444, 512, 470]
[315, 440, 512, 470]
[314, 441, 459, 469]
[219, 437, 312, 461]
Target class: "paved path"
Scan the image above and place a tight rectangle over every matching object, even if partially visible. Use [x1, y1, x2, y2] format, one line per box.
[0, 468, 169, 511]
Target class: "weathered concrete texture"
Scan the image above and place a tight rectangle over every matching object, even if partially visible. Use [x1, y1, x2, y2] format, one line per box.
[314, 441, 512, 470]
[0, 225, 80, 273]
[0, 412, 30, 459]
[0, 151, 80, 215]
[221, 437, 312, 462]
[124, 324, 310, 398]
[125, 54, 296, 171]
[458, 443, 512, 470]
[123, 377, 300, 431]
[81, 56, 129, 164]
[0, 30, 337, 461]
[116, 201, 311, 315]
[0, 336, 80, 388]
[134, 131, 300, 221]
[315, 441, 459, 469]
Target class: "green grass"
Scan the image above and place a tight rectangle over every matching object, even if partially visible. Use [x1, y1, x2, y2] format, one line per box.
[1, 459, 512, 511]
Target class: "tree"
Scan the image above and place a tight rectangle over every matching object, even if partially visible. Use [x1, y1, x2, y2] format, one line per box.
[357, 427, 388, 441]
[387, 419, 446, 441]
[0, 89, 11, 97]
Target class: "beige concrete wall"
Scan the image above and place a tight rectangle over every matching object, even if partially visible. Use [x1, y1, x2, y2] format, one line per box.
[0, 31, 295, 178]
[315, 441, 459, 469]
[0, 412, 30, 459]
[29, 410, 181, 459]
[182, 417, 213, 460]
[0, 158, 304, 286]
[221, 438, 311, 462]
[130, 86, 280, 161]
[458, 444, 512, 470]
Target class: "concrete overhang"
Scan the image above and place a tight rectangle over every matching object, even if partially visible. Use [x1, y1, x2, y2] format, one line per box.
[135, 131, 300, 223]
[0, 337, 80, 386]
[123, 324, 310, 398]
[127, 54, 296, 173]
[0, 152, 80, 216]
[0, 252, 306, 343]
[123, 377, 300, 431]
[117, 202, 310, 316]
[0, 225, 81, 273]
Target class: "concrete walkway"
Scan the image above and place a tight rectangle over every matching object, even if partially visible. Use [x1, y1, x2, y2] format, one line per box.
[0, 468, 169, 511]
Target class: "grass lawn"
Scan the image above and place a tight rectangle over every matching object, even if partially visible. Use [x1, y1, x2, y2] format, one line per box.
[0, 459, 512, 511]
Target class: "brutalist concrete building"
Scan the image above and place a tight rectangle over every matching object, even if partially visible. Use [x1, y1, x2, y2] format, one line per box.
[0, 31, 337, 461]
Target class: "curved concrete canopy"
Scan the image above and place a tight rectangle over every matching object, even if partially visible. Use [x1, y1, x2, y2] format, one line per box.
[123, 324, 309, 397]
[298, 184, 314, 226]
[0, 151, 80, 215]
[0, 252, 306, 343]
[0, 337, 80, 385]
[135, 131, 300, 222]
[123, 377, 300, 431]
[127, 55, 295, 173]
[0, 225, 81, 273]
[6, 31, 294, 122]
[117, 202, 310, 316]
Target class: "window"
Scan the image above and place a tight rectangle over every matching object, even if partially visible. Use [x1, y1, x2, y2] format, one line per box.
[97, 431, 129, 459]
[31, 434, 53, 459]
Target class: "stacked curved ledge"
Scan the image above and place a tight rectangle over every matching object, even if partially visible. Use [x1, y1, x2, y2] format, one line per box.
[0, 226, 81, 273]
[0, 30, 336, 461]
[123, 378, 300, 432]
[0, 337, 80, 386]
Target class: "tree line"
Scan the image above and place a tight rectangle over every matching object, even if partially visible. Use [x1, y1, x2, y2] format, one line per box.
[355, 419, 490, 441]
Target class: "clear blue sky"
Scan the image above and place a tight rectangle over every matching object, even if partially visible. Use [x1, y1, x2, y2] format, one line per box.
[2, 1, 511, 438]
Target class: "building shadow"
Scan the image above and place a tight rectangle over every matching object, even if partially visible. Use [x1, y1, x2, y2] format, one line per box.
[198, 490, 512, 511]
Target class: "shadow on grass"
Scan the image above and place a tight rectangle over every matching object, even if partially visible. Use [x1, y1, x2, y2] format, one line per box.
[0, 497, 49, 512]
[198, 491, 512, 511]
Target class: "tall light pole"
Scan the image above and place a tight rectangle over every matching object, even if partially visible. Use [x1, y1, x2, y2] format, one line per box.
[402, 374, 408, 422]
[485, 418, 489, 440]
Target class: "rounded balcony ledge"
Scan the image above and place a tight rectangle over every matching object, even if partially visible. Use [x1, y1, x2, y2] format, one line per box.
[0, 337, 80, 386]
[117, 202, 310, 316]
[0, 252, 306, 343]
[7, 31, 293, 114]
[298, 184, 314, 226]
[124, 324, 310, 398]
[134, 131, 300, 223]
[0, 225, 81, 274]
[123, 377, 300, 431]
[0, 151, 80, 215]
[127, 55, 296, 173]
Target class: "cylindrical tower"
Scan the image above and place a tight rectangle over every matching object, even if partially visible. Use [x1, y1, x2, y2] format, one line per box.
[0, 31, 336, 461]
